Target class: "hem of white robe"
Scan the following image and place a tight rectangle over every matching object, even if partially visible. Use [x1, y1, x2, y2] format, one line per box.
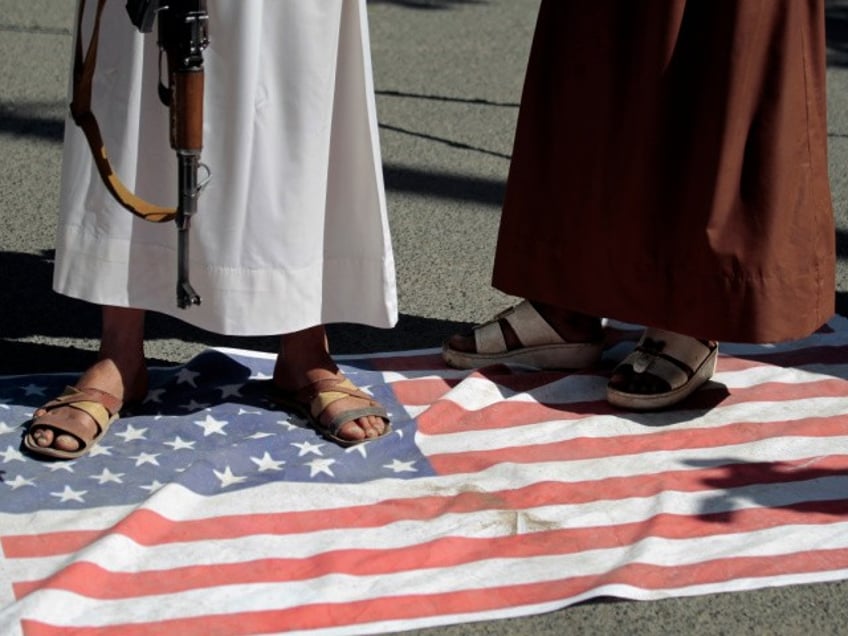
[53, 225, 398, 337]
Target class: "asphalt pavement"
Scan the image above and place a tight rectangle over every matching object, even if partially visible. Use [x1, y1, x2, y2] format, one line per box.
[3, 1, 848, 634]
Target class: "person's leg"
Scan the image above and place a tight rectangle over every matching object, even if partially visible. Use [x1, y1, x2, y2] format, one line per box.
[272, 325, 388, 443]
[27, 306, 148, 453]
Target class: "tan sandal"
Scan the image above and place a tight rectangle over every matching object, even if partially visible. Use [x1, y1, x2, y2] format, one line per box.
[23, 386, 123, 459]
[441, 300, 603, 370]
[267, 376, 391, 446]
[606, 328, 718, 411]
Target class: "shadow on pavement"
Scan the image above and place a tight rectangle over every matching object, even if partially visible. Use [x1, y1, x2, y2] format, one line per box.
[0, 105, 64, 142]
[384, 163, 505, 206]
[828, 1, 848, 67]
[0, 249, 469, 373]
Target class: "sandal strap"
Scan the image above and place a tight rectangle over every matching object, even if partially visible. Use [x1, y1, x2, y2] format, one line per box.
[270, 376, 390, 443]
[473, 300, 563, 354]
[40, 386, 123, 416]
[33, 406, 106, 443]
[32, 386, 123, 446]
[474, 320, 508, 354]
[295, 377, 371, 403]
[293, 377, 379, 419]
[623, 329, 717, 389]
[325, 406, 389, 436]
[636, 329, 715, 374]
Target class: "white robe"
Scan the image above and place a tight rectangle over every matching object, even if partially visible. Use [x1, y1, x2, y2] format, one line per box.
[54, 0, 397, 336]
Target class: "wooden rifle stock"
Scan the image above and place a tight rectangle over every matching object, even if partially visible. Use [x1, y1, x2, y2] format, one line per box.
[71, 0, 210, 309]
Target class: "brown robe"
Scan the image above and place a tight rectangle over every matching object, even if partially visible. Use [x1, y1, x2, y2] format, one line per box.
[492, 0, 835, 343]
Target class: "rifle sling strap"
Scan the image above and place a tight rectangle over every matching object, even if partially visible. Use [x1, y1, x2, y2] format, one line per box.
[70, 0, 176, 223]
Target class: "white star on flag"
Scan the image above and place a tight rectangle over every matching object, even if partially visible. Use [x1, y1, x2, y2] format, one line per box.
[1, 446, 25, 463]
[248, 432, 274, 440]
[89, 444, 113, 457]
[130, 452, 161, 467]
[276, 419, 299, 431]
[175, 368, 201, 387]
[50, 485, 87, 503]
[114, 425, 148, 443]
[194, 414, 229, 436]
[218, 384, 244, 398]
[214, 466, 248, 488]
[21, 384, 46, 396]
[143, 388, 167, 404]
[250, 452, 286, 472]
[163, 436, 196, 450]
[90, 468, 125, 485]
[48, 462, 75, 472]
[305, 458, 336, 478]
[6, 475, 36, 490]
[292, 441, 324, 457]
[383, 459, 418, 474]
[0, 422, 16, 434]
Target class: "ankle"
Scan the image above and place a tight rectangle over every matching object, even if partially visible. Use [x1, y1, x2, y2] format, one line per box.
[80, 357, 148, 403]
[274, 325, 340, 389]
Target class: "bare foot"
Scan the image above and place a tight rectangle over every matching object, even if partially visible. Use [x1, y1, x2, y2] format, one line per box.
[447, 300, 603, 354]
[274, 326, 388, 444]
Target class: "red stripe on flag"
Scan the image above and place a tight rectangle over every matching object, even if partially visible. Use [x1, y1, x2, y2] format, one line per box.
[19, 546, 848, 636]
[426, 414, 848, 474]
[414, 378, 848, 435]
[13, 497, 848, 601]
[7, 454, 847, 561]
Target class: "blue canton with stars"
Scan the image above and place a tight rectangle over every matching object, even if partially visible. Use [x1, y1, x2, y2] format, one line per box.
[0, 350, 433, 513]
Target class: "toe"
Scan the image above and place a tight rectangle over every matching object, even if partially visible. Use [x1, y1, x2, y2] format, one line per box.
[53, 434, 81, 452]
[335, 415, 387, 442]
[337, 420, 367, 443]
[362, 415, 387, 438]
[30, 427, 81, 452]
[31, 427, 54, 447]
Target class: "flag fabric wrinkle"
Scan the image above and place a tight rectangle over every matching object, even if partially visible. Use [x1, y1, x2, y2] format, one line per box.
[2, 318, 848, 635]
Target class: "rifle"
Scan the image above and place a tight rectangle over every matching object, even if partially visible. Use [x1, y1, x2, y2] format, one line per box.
[71, 0, 210, 308]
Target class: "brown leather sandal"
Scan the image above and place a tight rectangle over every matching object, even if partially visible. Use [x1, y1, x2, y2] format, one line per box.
[441, 300, 604, 370]
[23, 386, 123, 459]
[267, 376, 391, 447]
[607, 328, 718, 411]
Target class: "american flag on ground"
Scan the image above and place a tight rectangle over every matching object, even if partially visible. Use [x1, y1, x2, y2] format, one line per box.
[2, 317, 848, 635]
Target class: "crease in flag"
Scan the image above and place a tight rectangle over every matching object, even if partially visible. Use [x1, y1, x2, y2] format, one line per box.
[2, 316, 848, 635]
